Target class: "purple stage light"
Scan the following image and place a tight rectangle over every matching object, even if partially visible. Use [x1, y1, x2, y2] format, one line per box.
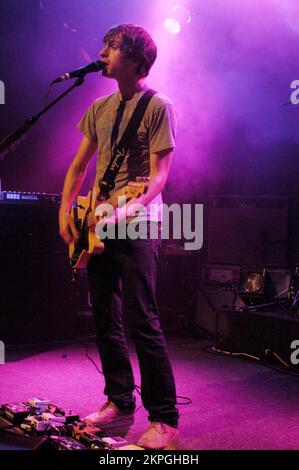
[164, 18, 181, 35]
[172, 5, 191, 24]
[163, 5, 191, 35]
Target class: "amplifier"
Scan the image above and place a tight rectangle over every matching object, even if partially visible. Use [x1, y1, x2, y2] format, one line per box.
[0, 191, 61, 205]
[195, 263, 245, 337]
[0, 197, 63, 254]
[215, 308, 299, 367]
[201, 263, 241, 290]
[0, 197, 93, 343]
[195, 286, 245, 337]
[208, 194, 288, 266]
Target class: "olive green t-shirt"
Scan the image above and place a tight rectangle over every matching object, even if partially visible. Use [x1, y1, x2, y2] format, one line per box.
[77, 89, 177, 221]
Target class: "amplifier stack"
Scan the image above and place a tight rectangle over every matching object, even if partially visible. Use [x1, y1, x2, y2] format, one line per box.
[0, 191, 93, 344]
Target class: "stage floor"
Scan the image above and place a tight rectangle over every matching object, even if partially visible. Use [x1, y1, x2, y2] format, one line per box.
[1, 336, 299, 450]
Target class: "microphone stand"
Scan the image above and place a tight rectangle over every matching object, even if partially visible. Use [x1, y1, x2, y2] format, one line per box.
[0, 77, 85, 158]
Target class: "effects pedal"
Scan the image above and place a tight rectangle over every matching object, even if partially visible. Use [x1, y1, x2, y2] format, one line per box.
[27, 398, 51, 412]
[100, 436, 128, 449]
[2, 402, 31, 424]
[49, 436, 88, 450]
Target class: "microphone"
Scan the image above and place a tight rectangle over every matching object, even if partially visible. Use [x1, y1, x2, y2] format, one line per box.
[52, 60, 107, 83]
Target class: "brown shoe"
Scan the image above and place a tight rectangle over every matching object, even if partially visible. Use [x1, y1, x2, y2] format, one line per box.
[84, 401, 134, 426]
[137, 422, 178, 449]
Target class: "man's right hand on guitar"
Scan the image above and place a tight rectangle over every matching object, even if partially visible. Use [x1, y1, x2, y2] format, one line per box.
[59, 208, 80, 245]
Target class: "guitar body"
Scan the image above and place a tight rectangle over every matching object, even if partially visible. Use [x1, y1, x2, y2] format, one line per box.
[69, 190, 105, 270]
[69, 178, 148, 270]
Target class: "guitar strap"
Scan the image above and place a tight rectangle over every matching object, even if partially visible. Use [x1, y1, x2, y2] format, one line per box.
[97, 88, 157, 201]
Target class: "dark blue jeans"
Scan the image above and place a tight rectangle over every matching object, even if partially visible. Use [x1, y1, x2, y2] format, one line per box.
[87, 227, 179, 428]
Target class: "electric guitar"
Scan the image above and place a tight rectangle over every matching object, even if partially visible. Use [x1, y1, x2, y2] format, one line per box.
[69, 177, 149, 270]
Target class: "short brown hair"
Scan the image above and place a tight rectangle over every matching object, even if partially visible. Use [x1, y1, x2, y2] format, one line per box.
[103, 24, 157, 78]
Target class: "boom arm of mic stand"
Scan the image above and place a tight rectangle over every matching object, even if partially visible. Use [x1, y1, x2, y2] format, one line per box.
[0, 77, 85, 159]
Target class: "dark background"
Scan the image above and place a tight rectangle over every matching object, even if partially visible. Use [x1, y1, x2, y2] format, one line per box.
[1, 0, 299, 201]
[1, 0, 299, 343]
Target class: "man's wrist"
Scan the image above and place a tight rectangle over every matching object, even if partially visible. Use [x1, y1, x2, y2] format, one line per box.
[59, 206, 70, 215]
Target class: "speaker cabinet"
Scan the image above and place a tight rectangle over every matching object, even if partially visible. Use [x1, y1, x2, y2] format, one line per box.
[195, 263, 244, 337]
[156, 252, 199, 334]
[195, 287, 244, 337]
[0, 202, 93, 344]
[215, 308, 299, 367]
[208, 195, 288, 266]
[0, 254, 93, 344]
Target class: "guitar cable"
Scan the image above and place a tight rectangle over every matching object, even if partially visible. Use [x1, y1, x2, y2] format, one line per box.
[83, 341, 192, 406]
